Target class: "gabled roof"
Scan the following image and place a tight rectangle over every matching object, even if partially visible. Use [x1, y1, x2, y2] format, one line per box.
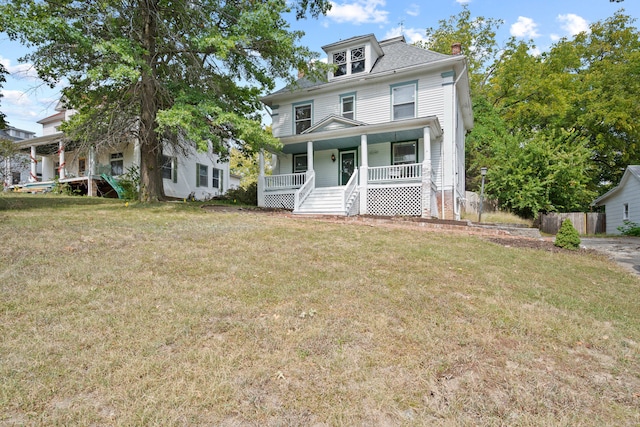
[592, 165, 640, 206]
[302, 114, 368, 134]
[37, 111, 65, 125]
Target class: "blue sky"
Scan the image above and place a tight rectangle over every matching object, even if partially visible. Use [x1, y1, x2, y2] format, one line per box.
[1, 0, 637, 135]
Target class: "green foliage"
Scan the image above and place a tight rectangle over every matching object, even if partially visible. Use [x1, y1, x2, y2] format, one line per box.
[426, 7, 639, 214]
[419, 4, 503, 92]
[223, 182, 258, 206]
[553, 218, 580, 250]
[0, 0, 331, 200]
[51, 179, 81, 196]
[554, 219, 582, 250]
[118, 166, 140, 201]
[617, 221, 640, 236]
[229, 147, 272, 188]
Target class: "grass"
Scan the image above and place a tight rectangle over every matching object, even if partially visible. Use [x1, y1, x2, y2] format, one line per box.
[462, 210, 534, 227]
[1, 193, 639, 426]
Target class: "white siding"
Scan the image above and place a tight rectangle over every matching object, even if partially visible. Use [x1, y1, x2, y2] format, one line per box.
[315, 149, 339, 187]
[604, 177, 640, 234]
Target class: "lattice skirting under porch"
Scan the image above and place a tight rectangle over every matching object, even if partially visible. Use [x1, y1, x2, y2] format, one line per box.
[264, 192, 295, 210]
[367, 185, 422, 216]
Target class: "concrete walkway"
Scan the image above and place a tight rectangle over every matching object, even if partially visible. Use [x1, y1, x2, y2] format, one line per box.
[580, 237, 640, 277]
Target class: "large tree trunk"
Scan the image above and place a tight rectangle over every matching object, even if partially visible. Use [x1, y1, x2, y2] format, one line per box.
[138, 0, 164, 202]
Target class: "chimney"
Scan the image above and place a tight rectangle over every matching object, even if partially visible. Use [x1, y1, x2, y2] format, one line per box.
[451, 43, 462, 56]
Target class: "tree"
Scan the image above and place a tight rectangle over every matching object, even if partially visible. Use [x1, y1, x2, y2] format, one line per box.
[230, 148, 272, 189]
[0, 0, 331, 201]
[0, 63, 6, 129]
[419, 4, 504, 93]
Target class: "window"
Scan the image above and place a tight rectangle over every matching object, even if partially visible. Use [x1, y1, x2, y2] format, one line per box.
[293, 154, 307, 173]
[341, 94, 355, 120]
[392, 82, 417, 120]
[351, 47, 365, 74]
[162, 155, 177, 183]
[110, 152, 124, 176]
[392, 141, 418, 165]
[196, 163, 208, 187]
[78, 158, 86, 176]
[623, 203, 629, 220]
[333, 51, 347, 77]
[294, 103, 312, 134]
[212, 168, 223, 190]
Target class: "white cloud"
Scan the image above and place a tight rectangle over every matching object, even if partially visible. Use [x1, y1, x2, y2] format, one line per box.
[550, 33, 561, 42]
[456, 0, 471, 4]
[327, 0, 389, 25]
[384, 26, 426, 45]
[1, 90, 34, 107]
[557, 13, 590, 36]
[510, 16, 540, 39]
[0, 56, 38, 79]
[405, 4, 419, 17]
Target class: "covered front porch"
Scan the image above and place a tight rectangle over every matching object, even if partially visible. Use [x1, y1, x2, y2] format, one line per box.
[258, 116, 444, 218]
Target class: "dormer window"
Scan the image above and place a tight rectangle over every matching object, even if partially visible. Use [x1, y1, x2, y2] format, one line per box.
[351, 47, 365, 74]
[333, 51, 347, 77]
[331, 46, 366, 78]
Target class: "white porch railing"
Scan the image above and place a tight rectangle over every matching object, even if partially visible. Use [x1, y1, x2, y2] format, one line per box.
[294, 171, 315, 211]
[368, 163, 422, 183]
[264, 172, 306, 190]
[343, 168, 359, 212]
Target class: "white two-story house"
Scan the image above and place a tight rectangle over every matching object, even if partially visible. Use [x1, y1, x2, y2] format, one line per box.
[258, 34, 473, 219]
[14, 101, 235, 200]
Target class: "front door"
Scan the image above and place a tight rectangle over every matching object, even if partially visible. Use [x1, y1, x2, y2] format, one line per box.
[340, 150, 357, 185]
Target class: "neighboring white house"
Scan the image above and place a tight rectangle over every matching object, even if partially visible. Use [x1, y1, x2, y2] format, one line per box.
[592, 165, 640, 234]
[1, 126, 36, 187]
[258, 34, 473, 219]
[13, 101, 233, 200]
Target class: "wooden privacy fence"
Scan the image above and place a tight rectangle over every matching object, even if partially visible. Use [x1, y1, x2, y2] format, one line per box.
[539, 212, 605, 235]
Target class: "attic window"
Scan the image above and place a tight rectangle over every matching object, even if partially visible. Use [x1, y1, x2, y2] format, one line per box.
[351, 47, 365, 74]
[333, 51, 347, 77]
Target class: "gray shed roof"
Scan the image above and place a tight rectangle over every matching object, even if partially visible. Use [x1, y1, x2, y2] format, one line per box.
[592, 165, 640, 206]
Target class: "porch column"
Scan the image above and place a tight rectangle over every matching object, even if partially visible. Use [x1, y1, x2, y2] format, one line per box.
[3, 157, 9, 189]
[87, 145, 96, 196]
[359, 134, 368, 214]
[257, 149, 265, 207]
[307, 140, 314, 172]
[421, 126, 432, 218]
[29, 146, 38, 182]
[58, 141, 66, 179]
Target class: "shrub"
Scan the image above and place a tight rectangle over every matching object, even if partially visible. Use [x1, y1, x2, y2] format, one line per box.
[617, 220, 640, 236]
[223, 182, 257, 206]
[554, 218, 581, 250]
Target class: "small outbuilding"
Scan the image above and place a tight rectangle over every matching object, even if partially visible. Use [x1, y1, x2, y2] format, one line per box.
[592, 165, 640, 235]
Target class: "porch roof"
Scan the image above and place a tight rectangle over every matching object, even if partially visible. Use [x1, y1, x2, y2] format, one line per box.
[15, 132, 64, 156]
[279, 115, 442, 154]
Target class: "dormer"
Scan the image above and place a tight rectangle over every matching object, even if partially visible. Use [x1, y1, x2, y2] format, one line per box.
[322, 34, 384, 80]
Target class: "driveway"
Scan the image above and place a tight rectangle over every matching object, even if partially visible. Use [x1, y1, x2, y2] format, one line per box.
[580, 237, 640, 277]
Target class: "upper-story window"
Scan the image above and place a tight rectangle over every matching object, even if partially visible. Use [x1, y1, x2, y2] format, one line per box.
[294, 102, 312, 134]
[351, 47, 365, 74]
[391, 81, 417, 121]
[332, 46, 365, 78]
[333, 51, 347, 77]
[340, 93, 355, 120]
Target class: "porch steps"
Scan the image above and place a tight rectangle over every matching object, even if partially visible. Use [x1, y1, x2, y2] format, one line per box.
[295, 186, 349, 216]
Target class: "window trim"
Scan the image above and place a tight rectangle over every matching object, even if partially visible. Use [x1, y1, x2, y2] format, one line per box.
[340, 92, 356, 120]
[623, 203, 629, 220]
[293, 154, 308, 173]
[293, 101, 313, 135]
[390, 80, 418, 121]
[162, 155, 178, 183]
[331, 46, 366, 78]
[196, 163, 208, 187]
[110, 152, 124, 176]
[212, 167, 223, 190]
[391, 140, 419, 165]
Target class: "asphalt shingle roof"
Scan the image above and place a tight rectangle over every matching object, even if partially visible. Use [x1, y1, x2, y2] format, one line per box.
[268, 36, 453, 97]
